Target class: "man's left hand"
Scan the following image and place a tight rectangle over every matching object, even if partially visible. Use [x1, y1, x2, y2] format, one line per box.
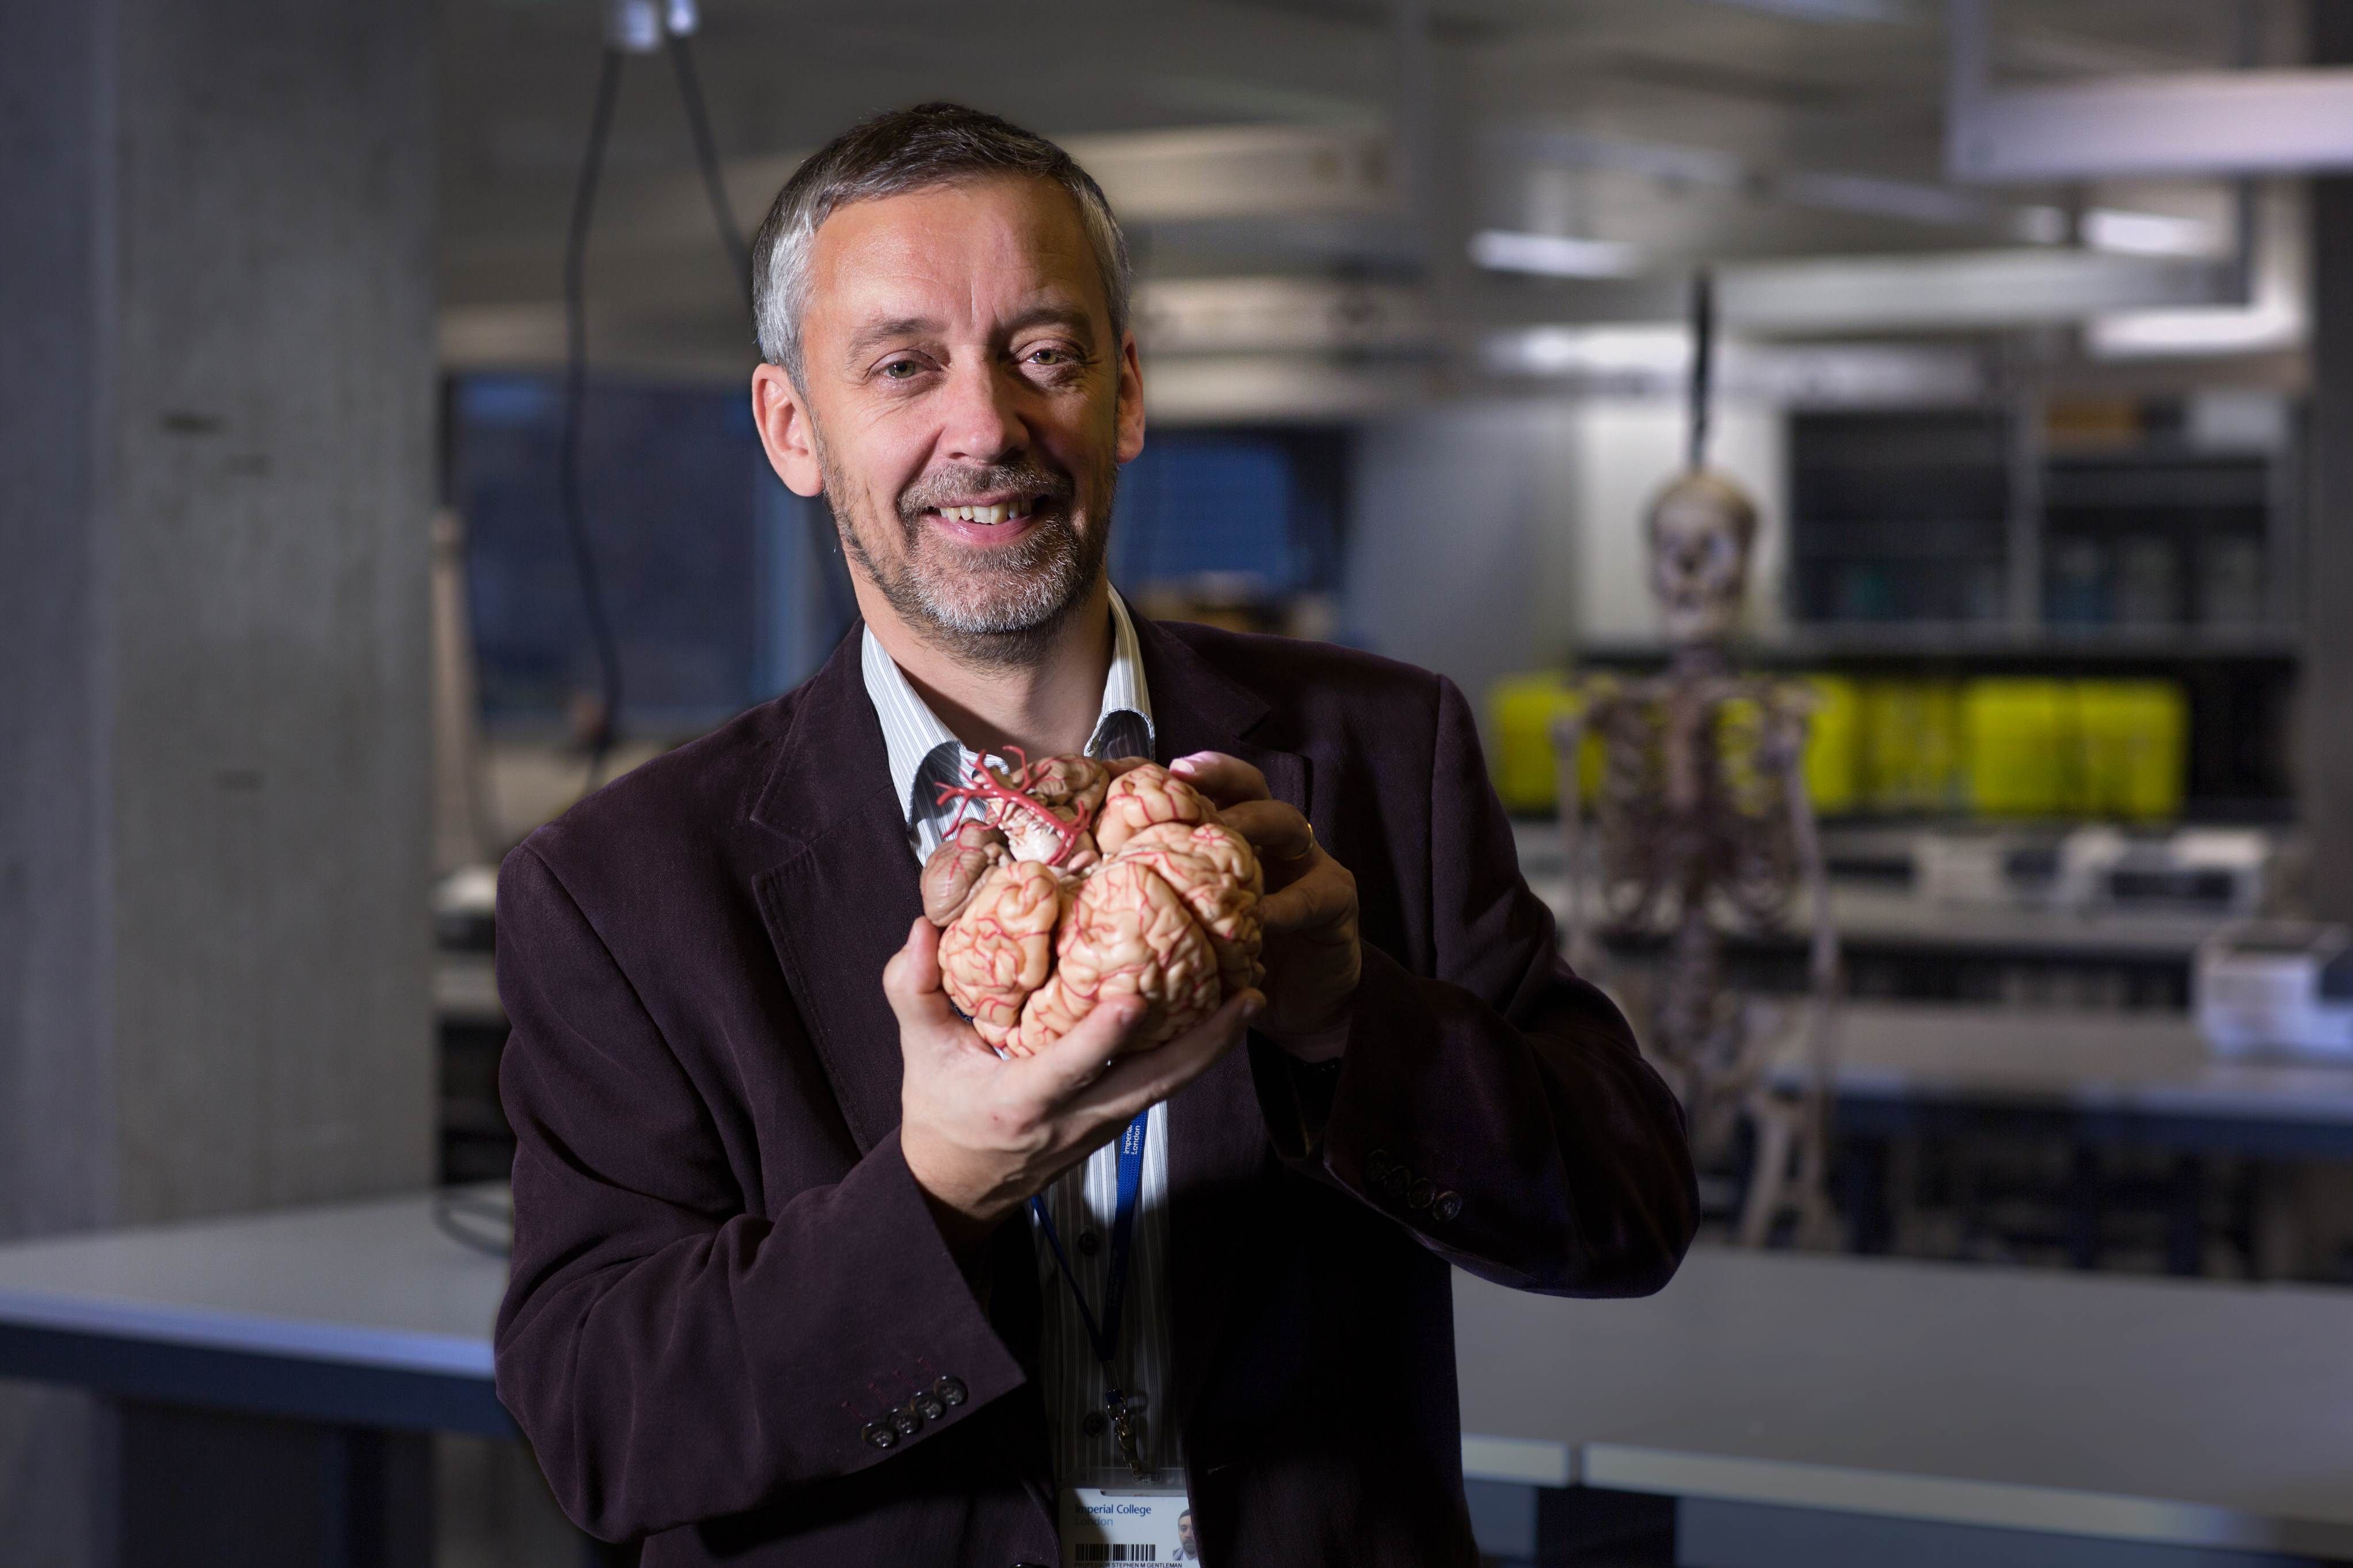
[1167, 751, 1359, 1063]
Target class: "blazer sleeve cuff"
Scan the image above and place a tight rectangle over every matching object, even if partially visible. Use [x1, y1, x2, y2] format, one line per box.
[1280, 945, 1511, 1262]
[745, 1126, 1031, 1475]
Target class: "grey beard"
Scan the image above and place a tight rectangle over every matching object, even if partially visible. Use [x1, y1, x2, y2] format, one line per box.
[827, 460, 1114, 670]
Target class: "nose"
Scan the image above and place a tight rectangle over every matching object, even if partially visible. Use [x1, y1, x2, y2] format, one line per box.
[936, 357, 1029, 466]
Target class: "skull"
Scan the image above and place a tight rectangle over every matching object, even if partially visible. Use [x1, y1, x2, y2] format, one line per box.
[1646, 469, 1758, 647]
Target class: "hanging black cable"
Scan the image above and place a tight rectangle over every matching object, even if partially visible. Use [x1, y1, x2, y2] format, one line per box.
[561, 46, 628, 789]
[1687, 268, 1716, 474]
[665, 30, 751, 303]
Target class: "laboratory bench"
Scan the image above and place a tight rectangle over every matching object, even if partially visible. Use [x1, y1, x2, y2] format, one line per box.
[1802, 1002, 2353, 1275]
[5, 1193, 2349, 1568]
[1514, 819, 2226, 1009]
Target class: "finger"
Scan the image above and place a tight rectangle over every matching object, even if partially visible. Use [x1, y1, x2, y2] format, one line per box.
[1257, 860, 1356, 935]
[1168, 751, 1270, 807]
[1067, 989, 1263, 1123]
[1216, 799, 1315, 862]
[1018, 993, 1149, 1103]
[1104, 756, 1153, 779]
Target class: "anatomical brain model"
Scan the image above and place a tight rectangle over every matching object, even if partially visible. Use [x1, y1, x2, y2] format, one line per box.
[922, 751, 1264, 1057]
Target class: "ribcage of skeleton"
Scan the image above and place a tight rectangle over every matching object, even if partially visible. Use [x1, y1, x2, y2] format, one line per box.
[1585, 680, 1810, 936]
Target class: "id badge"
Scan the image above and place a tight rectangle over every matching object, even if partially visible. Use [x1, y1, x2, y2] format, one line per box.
[1061, 1473, 1198, 1566]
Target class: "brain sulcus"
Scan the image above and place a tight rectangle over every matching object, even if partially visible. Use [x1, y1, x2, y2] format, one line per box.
[923, 753, 1264, 1056]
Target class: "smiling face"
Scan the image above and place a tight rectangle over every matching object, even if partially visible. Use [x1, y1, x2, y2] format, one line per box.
[753, 173, 1144, 666]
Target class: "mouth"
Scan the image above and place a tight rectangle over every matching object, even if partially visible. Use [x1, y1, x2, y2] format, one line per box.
[921, 492, 1049, 545]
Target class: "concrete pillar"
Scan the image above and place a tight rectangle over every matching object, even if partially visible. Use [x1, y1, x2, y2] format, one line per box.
[2309, 2, 2353, 919]
[0, 0, 436, 1560]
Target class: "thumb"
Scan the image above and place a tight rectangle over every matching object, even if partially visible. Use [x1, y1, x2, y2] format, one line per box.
[884, 917, 954, 1032]
[1023, 992, 1148, 1104]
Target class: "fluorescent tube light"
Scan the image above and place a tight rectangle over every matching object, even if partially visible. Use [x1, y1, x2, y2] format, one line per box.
[1704, 0, 1909, 20]
[2084, 208, 2213, 257]
[1485, 326, 1691, 376]
[1469, 229, 1647, 279]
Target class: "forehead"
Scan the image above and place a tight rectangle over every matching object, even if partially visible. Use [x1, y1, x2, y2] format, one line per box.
[804, 173, 1107, 337]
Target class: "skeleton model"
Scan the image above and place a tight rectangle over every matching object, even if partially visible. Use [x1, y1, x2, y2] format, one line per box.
[1552, 289, 1840, 1247]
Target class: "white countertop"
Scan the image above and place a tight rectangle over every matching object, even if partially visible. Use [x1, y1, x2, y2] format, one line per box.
[0, 1188, 507, 1378]
[1456, 1245, 2353, 1555]
[1514, 821, 2226, 960]
[10, 1192, 2352, 1556]
[1799, 1002, 2353, 1123]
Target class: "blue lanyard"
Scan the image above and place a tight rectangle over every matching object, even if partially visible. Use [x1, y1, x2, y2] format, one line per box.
[1033, 1111, 1154, 1474]
[1029, 1109, 1148, 1369]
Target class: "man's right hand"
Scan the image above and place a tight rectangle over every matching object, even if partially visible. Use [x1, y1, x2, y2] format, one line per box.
[886, 916, 1262, 1254]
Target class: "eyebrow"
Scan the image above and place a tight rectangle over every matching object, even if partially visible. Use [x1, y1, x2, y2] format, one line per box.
[999, 302, 1099, 346]
[838, 301, 1101, 365]
[842, 315, 944, 363]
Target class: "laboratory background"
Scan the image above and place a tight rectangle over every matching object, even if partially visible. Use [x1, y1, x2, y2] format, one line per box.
[6, 1, 2353, 1565]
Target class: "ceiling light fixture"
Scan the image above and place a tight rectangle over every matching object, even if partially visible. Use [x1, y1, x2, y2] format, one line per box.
[2082, 208, 2213, 257]
[1484, 325, 1692, 377]
[1469, 229, 1647, 278]
[1702, 0, 1910, 21]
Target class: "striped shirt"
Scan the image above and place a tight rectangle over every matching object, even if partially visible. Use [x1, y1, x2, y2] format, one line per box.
[859, 589, 1179, 1486]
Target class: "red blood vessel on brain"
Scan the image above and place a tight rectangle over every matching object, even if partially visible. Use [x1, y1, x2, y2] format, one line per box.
[923, 753, 1265, 1057]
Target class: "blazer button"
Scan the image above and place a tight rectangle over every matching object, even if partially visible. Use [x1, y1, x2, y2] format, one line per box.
[890, 1406, 922, 1437]
[935, 1376, 968, 1407]
[862, 1421, 896, 1451]
[1407, 1178, 1436, 1211]
[1433, 1190, 1463, 1223]
[1380, 1166, 1411, 1199]
[1077, 1230, 1102, 1257]
[1366, 1149, 1393, 1181]
[913, 1390, 947, 1422]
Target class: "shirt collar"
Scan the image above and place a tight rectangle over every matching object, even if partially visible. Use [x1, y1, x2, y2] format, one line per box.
[861, 586, 1156, 833]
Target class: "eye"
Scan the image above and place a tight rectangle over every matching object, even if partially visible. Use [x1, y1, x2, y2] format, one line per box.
[880, 358, 922, 380]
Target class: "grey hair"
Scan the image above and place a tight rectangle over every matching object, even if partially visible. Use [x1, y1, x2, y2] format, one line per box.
[750, 102, 1132, 387]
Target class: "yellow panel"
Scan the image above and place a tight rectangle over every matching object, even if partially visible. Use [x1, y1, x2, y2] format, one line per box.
[1860, 679, 1963, 816]
[1488, 672, 1605, 815]
[1797, 674, 1860, 818]
[2080, 680, 2187, 822]
[1961, 678, 2073, 817]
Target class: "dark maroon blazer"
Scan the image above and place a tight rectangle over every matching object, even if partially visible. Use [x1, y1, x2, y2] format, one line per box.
[492, 615, 1697, 1567]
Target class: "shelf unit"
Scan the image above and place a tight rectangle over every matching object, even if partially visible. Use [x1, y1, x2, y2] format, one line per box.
[1787, 399, 2301, 642]
[1724, 399, 2305, 819]
[1787, 410, 2017, 626]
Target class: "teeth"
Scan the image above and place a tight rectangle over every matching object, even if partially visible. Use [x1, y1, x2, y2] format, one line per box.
[937, 503, 1023, 525]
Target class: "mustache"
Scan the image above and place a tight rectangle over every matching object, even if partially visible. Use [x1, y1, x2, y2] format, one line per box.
[896, 459, 1076, 525]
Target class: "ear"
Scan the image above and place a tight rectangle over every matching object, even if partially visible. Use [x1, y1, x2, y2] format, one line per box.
[1113, 330, 1146, 466]
[751, 363, 826, 498]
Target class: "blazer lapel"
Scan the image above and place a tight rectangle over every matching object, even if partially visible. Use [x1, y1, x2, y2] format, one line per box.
[748, 633, 1054, 1527]
[1135, 618, 1314, 1426]
[748, 636, 923, 1154]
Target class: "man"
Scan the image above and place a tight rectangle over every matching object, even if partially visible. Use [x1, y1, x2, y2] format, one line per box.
[493, 102, 1696, 1568]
